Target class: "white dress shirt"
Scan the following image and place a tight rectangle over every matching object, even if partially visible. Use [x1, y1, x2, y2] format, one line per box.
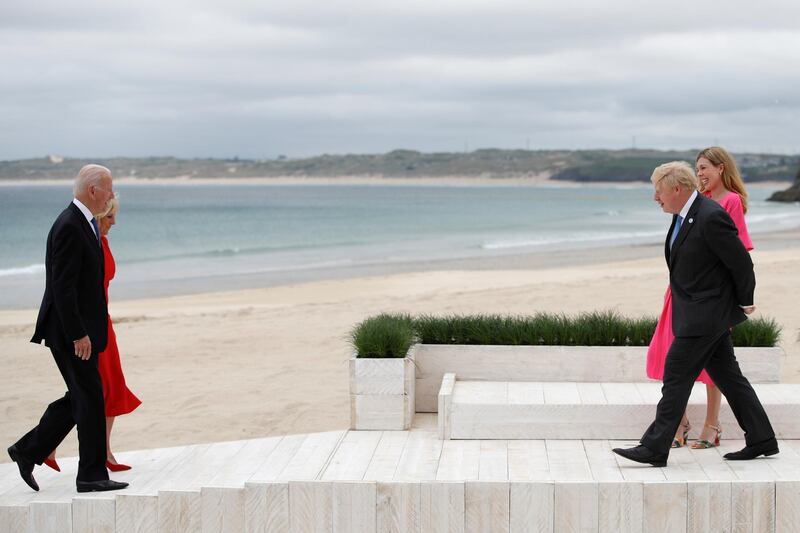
[72, 198, 98, 240]
[677, 190, 698, 220]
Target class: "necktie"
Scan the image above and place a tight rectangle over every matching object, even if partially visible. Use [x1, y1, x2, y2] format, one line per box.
[91, 218, 101, 243]
[669, 215, 683, 249]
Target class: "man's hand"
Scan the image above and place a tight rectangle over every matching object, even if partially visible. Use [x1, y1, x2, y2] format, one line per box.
[73, 336, 92, 360]
[742, 305, 756, 315]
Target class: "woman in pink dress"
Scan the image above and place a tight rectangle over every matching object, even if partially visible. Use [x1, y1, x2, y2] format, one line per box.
[646, 146, 753, 449]
[44, 198, 141, 472]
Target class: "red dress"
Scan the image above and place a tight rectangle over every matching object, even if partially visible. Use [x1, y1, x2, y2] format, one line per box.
[646, 192, 753, 384]
[99, 236, 141, 417]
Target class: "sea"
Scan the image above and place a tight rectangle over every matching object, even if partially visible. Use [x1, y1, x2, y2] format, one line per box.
[1, 182, 799, 309]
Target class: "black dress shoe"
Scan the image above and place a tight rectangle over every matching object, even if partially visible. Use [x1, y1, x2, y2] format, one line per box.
[612, 445, 668, 467]
[76, 479, 129, 493]
[723, 439, 779, 461]
[7, 445, 39, 492]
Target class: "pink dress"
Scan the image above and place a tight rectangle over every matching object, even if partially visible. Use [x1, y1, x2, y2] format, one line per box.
[646, 191, 753, 384]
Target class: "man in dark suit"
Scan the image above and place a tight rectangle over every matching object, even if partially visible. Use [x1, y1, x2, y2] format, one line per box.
[7, 164, 128, 493]
[614, 161, 778, 466]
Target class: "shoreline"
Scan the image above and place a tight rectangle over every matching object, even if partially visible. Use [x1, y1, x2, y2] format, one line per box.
[0, 175, 793, 189]
[2, 226, 799, 312]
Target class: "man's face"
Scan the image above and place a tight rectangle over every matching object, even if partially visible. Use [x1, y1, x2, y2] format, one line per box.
[89, 174, 115, 214]
[653, 179, 686, 214]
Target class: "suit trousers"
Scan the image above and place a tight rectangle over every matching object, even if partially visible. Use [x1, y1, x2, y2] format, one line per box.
[14, 347, 108, 482]
[640, 330, 775, 455]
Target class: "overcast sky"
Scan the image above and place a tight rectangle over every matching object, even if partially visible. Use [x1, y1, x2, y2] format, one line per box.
[1, 0, 799, 159]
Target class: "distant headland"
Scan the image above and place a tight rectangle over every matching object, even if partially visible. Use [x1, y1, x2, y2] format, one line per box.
[1, 149, 797, 185]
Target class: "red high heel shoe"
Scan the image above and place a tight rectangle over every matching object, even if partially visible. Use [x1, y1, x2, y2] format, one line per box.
[106, 460, 132, 472]
[43, 457, 61, 472]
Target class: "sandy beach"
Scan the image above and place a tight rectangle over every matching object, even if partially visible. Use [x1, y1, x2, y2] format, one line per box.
[1, 229, 798, 461]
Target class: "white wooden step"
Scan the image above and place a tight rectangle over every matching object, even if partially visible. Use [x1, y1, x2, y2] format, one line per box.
[4, 429, 800, 530]
[442, 380, 800, 440]
[414, 345, 782, 412]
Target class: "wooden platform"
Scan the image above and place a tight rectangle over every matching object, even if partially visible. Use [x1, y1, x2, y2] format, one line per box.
[441, 381, 800, 440]
[413, 345, 782, 413]
[2, 415, 800, 532]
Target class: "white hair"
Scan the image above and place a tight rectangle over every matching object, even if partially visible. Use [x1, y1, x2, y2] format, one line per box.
[73, 164, 111, 196]
[650, 161, 698, 191]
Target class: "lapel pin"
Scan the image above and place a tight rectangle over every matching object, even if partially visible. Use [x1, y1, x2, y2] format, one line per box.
[688, 218, 694, 224]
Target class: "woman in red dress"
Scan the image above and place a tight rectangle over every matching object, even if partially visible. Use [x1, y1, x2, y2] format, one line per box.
[646, 147, 753, 449]
[45, 198, 141, 472]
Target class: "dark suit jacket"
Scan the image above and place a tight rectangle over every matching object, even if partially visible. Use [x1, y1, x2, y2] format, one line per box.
[31, 203, 108, 353]
[667, 194, 755, 337]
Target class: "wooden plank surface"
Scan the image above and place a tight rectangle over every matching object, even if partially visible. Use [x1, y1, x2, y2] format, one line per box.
[546, 440, 592, 480]
[643, 482, 686, 533]
[248, 435, 307, 482]
[731, 481, 775, 533]
[72, 496, 115, 533]
[7, 433, 800, 531]
[277, 431, 346, 481]
[420, 481, 465, 533]
[507, 441, 550, 481]
[776, 480, 800, 533]
[448, 381, 800, 440]
[321, 431, 382, 481]
[413, 345, 782, 412]
[394, 430, 444, 481]
[584, 441, 624, 482]
[686, 481, 731, 533]
[115, 494, 158, 533]
[332, 482, 376, 533]
[598, 481, 643, 533]
[377, 482, 421, 533]
[244, 482, 289, 533]
[478, 441, 508, 481]
[288, 481, 332, 533]
[465, 481, 509, 533]
[201, 486, 245, 533]
[437, 440, 480, 481]
[509, 482, 553, 533]
[158, 490, 201, 533]
[28, 501, 71, 533]
[363, 431, 410, 481]
[553, 481, 598, 532]
[207, 437, 282, 488]
[0, 505, 27, 533]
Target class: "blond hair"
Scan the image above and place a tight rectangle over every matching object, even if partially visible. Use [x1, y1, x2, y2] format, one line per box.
[696, 146, 748, 214]
[650, 161, 698, 191]
[97, 197, 119, 219]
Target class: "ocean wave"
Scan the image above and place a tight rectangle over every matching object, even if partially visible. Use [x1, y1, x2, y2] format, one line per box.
[747, 212, 800, 224]
[0, 264, 45, 277]
[482, 230, 663, 250]
[125, 240, 368, 265]
[205, 247, 241, 257]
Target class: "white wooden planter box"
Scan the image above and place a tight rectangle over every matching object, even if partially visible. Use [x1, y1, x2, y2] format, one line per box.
[349, 347, 416, 430]
[415, 344, 783, 413]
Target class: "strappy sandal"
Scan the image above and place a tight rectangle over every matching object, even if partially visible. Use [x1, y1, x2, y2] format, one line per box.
[671, 421, 691, 448]
[691, 424, 722, 449]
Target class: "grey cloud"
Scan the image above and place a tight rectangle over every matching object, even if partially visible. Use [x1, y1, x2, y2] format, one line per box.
[1, 0, 799, 158]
